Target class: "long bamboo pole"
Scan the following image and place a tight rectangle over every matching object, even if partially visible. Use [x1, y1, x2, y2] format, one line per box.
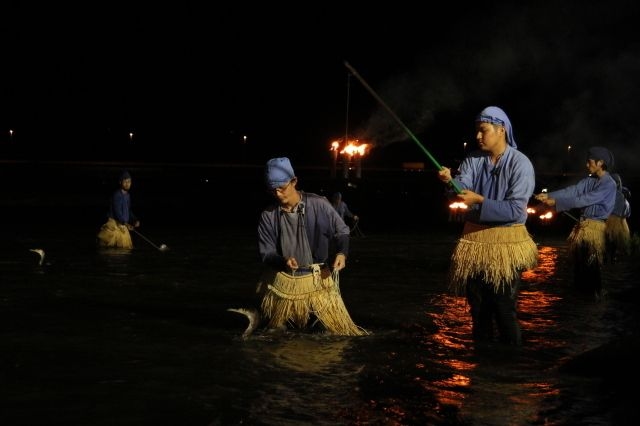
[344, 61, 462, 194]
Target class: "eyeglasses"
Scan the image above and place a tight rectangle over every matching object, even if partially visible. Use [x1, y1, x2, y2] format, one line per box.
[271, 179, 295, 194]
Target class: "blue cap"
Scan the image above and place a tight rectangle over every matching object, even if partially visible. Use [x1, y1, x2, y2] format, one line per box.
[265, 157, 295, 189]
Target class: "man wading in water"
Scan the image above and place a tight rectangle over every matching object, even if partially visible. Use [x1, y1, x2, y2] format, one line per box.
[437, 106, 538, 346]
[255, 157, 368, 336]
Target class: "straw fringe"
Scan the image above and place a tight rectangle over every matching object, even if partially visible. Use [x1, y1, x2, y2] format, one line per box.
[605, 215, 631, 255]
[449, 222, 538, 294]
[260, 269, 368, 336]
[568, 218, 607, 265]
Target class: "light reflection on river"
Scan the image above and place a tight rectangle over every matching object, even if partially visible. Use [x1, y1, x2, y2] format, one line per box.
[2, 226, 638, 425]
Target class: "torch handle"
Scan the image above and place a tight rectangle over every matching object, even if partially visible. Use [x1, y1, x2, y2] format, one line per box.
[344, 61, 463, 194]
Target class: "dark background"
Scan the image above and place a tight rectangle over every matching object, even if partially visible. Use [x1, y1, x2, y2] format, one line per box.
[1, 1, 639, 182]
[4, 161, 633, 244]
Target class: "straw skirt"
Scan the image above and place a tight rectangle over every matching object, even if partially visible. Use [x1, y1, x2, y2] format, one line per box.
[605, 214, 631, 257]
[97, 218, 134, 249]
[568, 218, 607, 265]
[449, 222, 538, 294]
[259, 268, 368, 336]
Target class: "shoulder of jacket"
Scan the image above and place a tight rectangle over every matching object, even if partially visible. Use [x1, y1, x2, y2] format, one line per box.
[263, 204, 279, 214]
[303, 192, 326, 202]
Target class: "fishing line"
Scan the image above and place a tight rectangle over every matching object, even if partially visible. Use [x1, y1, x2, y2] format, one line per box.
[344, 61, 463, 194]
[132, 229, 169, 251]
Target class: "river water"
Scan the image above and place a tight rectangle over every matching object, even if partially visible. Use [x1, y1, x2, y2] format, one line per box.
[1, 163, 639, 425]
[2, 224, 639, 425]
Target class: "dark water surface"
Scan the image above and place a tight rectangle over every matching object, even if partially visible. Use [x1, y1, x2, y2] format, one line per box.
[2, 163, 640, 425]
[3, 226, 639, 425]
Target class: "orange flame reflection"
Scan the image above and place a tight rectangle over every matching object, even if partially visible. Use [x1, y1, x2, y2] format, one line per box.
[417, 245, 563, 411]
[522, 245, 558, 283]
[520, 245, 563, 347]
[420, 294, 476, 409]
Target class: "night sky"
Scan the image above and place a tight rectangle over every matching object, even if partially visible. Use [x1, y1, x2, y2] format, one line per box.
[2, 1, 639, 175]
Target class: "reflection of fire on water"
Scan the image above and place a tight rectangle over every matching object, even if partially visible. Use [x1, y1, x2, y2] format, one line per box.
[422, 294, 475, 409]
[419, 245, 562, 413]
[330, 139, 369, 179]
[448, 202, 468, 222]
[520, 245, 562, 347]
[521, 245, 558, 283]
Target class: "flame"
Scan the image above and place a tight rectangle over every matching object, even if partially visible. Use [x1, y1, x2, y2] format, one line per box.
[539, 211, 553, 220]
[329, 139, 369, 156]
[448, 201, 468, 222]
[449, 202, 468, 210]
[528, 205, 554, 224]
[341, 142, 368, 156]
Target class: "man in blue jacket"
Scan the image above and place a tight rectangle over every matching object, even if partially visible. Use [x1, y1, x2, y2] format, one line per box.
[257, 157, 367, 336]
[535, 146, 616, 300]
[97, 170, 140, 249]
[438, 106, 538, 346]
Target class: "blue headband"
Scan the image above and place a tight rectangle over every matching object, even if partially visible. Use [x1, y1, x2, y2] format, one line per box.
[476, 106, 517, 149]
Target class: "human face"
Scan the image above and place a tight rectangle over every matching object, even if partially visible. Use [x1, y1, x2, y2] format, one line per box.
[271, 178, 297, 202]
[586, 158, 603, 175]
[475, 122, 505, 154]
[120, 178, 132, 191]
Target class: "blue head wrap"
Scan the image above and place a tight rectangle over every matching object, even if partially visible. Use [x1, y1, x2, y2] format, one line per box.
[587, 146, 614, 170]
[265, 157, 295, 189]
[476, 106, 517, 149]
[119, 170, 131, 181]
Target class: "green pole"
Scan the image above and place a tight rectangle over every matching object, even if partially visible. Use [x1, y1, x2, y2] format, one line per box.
[344, 61, 463, 194]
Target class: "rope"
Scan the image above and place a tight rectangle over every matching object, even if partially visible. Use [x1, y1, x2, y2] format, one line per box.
[332, 268, 341, 295]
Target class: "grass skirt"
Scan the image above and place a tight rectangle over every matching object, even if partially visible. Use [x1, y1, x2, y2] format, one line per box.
[568, 218, 607, 265]
[605, 215, 631, 256]
[259, 268, 368, 336]
[97, 218, 133, 249]
[449, 222, 538, 294]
